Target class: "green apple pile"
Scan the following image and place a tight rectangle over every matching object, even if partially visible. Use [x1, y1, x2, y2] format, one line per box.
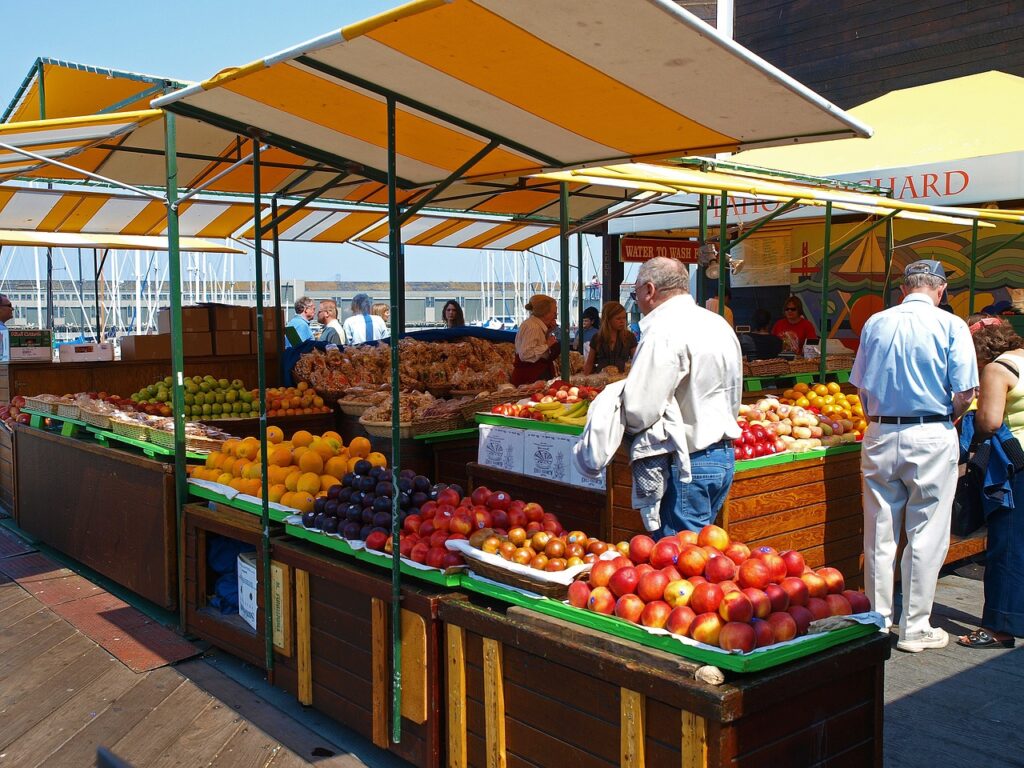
[130, 375, 254, 419]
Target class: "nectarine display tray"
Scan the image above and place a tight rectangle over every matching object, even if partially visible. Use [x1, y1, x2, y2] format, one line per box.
[456, 574, 880, 673]
[474, 413, 583, 436]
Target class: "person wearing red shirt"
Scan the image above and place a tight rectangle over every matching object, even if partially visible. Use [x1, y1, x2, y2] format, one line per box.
[772, 296, 817, 355]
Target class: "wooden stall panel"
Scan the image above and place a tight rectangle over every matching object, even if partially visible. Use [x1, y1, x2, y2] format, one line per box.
[0, 426, 15, 516]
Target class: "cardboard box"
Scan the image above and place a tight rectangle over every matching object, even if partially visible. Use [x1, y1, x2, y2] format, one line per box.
[156, 306, 210, 334]
[477, 424, 526, 474]
[523, 430, 577, 484]
[209, 304, 252, 332]
[182, 332, 213, 357]
[58, 342, 114, 362]
[250, 331, 280, 355]
[237, 551, 258, 632]
[250, 306, 281, 331]
[215, 331, 252, 357]
[119, 334, 171, 361]
[9, 346, 51, 361]
[9, 329, 52, 348]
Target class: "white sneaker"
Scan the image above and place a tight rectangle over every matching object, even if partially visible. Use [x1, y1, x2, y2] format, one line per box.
[896, 628, 948, 653]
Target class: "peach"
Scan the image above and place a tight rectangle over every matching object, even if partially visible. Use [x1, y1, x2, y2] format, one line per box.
[780, 576, 810, 606]
[639, 600, 673, 629]
[567, 580, 591, 609]
[751, 545, 778, 559]
[742, 587, 772, 619]
[704, 555, 737, 583]
[824, 593, 852, 617]
[718, 621, 756, 653]
[723, 541, 751, 566]
[690, 612, 724, 646]
[614, 594, 645, 623]
[718, 580, 740, 595]
[817, 567, 846, 594]
[663, 579, 695, 608]
[718, 590, 754, 623]
[690, 582, 724, 614]
[589, 559, 619, 588]
[587, 586, 615, 614]
[608, 566, 640, 598]
[758, 553, 788, 583]
[751, 618, 775, 648]
[649, 538, 681, 570]
[800, 571, 829, 599]
[675, 530, 699, 546]
[697, 524, 730, 551]
[665, 605, 697, 637]
[764, 583, 790, 613]
[737, 558, 772, 590]
[788, 605, 813, 636]
[779, 549, 806, 577]
[676, 545, 710, 577]
[843, 589, 872, 614]
[660, 565, 682, 582]
[637, 570, 671, 603]
[806, 597, 830, 621]
[635, 563, 656, 577]
[767, 611, 798, 642]
[628, 534, 656, 564]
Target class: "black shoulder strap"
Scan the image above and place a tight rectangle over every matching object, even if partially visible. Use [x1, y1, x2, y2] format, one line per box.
[995, 358, 1020, 377]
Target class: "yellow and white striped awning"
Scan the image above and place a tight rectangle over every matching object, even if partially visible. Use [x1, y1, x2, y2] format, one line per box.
[0, 229, 242, 253]
[0, 186, 258, 238]
[153, 0, 870, 189]
[0, 111, 162, 178]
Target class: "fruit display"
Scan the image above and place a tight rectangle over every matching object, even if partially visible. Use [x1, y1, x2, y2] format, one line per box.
[778, 381, 867, 438]
[0, 395, 28, 429]
[125, 375, 253, 418]
[488, 380, 603, 426]
[262, 383, 332, 417]
[568, 525, 870, 653]
[461, 512, 610, 573]
[736, 396, 859, 458]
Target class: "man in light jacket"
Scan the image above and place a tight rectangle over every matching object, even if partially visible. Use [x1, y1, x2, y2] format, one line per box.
[622, 257, 742, 536]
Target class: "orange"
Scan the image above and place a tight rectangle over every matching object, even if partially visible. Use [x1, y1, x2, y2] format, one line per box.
[236, 437, 260, 459]
[826, 382, 841, 395]
[231, 458, 250, 477]
[216, 472, 234, 486]
[204, 452, 220, 469]
[268, 483, 287, 503]
[266, 425, 284, 444]
[812, 384, 828, 397]
[279, 491, 296, 509]
[367, 451, 387, 469]
[242, 462, 262, 480]
[284, 469, 302, 492]
[313, 396, 325, 408]
[793, 382, 810, 394]
[229, 477, 248, 492]
[309, 438, 336, 460]
[320, 474, 341, 492]
[244, 478, 262, 497]
[322, 430, 343, 445]
[291, 493, 315, 514]
[795, 396, 810, 408]
[349, 436, 371, 458]
[298, 450, 324, 475]
[269, 446, 293, 468]
[296, 472, 322, 495]
[324, 456, 350, 480]
[291, 430, 314, 448]
[297, 381, 309, 391]
[222, 438, 240, 457]
[267, 465, 290, 486]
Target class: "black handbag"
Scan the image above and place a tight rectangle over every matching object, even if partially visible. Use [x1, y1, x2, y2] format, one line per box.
[951, 463, 985, 537]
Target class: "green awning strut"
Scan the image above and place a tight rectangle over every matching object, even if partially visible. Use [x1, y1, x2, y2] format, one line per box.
[819, 202, 833, 382]
[560, 183, 570, 380]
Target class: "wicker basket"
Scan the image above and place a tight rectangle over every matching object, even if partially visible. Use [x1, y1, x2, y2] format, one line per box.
[460, 391, 518, 420]
[79, 409, 113, 430]
[111, 420, 150, 442]
[788, 357, 820, 374]
[828, 355, 855, 371]
[149, 428, 224, 453]
[412, 412, 464, 436]
[56, 402, 80, 420]
[338, 399, 376, 417]
[450, 388, 482, 399]
[24, 397, 57, 414]
[358, 415, 414, 439]
[749, 359, 792, 377]
[425, 383, 455, 399]
[464, 557, 571, 599]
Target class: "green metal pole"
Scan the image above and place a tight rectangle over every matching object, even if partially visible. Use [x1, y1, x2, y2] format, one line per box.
[819, 202, 833, 382]
[576, 233, 584, 345]
[882, 210, 895, 309]
[252, 140, 273, 674]
[968, 220, 979, 315]
[38, 59, 54, 331]
[386, 96, 403, 745]
[718, 191, 728, 318]
[163, 113, 188, 630]
[559, 183, 570, 380]
[698, 194, 708, 305]
[271, 198, 285, 381]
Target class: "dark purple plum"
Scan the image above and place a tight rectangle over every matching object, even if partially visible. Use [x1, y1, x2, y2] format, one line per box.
[412, 475, 431, 493]
[302, 511, 317, 528]
[342, 521, 361, 540]
[321, 516, 339, 534]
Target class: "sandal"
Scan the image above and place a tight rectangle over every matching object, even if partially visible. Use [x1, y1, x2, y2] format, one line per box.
[956, 628, 1015, 649]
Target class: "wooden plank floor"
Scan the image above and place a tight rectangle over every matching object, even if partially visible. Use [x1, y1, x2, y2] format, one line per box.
[0, 572, 374, 768]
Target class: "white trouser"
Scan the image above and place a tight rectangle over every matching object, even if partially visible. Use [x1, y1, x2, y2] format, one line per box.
[861, 420, 958, 640]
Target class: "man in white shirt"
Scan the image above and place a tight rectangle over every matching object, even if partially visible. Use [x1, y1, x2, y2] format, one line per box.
[622, 257, 742, 536]
[0, 294, 12, 362]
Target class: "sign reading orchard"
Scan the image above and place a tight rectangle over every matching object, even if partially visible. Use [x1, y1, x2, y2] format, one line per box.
[620, 237, 700, 263]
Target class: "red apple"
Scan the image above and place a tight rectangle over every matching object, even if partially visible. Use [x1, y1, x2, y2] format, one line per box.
[507, 509, 527, 528]
[718, 590, 754, 623]
[697, 524, 730, 550]
[800, 571, 829, 599]
[767, 611, 798, 642]
[665, 605, 697, 637]
[441, 552, 464, 568]
[490, 509, 510, 530]
[437, 488, 461, 507]
[788, 605, 813, 636]
[687, 575, 708, 587]
[780, 576, 810, 607]
[410, 541, 430, 564]
[806, 597, 830, 621]
[420, 500, 438, 518]
[723, 541, 751, 566]
[628, 535, 656, 564]
[640, 600, 673, 629]
[702, 545, 724, 559]
[704, 555, 737, 583]
[779, 549, 806, 577]
[751, 618, 775, 648]
[615, 594, 646, 623]
[690, 612, 724, 646]
[824, 593, 852, 617]
[843, 590, 872, 614]
[365, 530, 388, 551]
[522, 501, 544, 522]
[486, 491, 512, 511]
[609, 566, 640, 598]
[567, 580, 591, 609]
[660, 565, 682, 582]
[449, 514, 473, 536]
[426, 547, 447, 569]
[737, 558, 771, 590]
[470, 486, 491, 506]
[690, 582, 724, 614]
[764, 583, 790, 613]
[817, 567, 846, 594]
[718, 580, 740, 595]
[751, 545, 778, 559]
[649, 539, 680, 570]
[676, 545, 710, 577]
[663, 579, 695, 608]
[675, 530, 699, 546]
[635, 563, 656, 577]
[637, 570, 671, 603]
[589, 559, 619, 588]
[403, 514, 423, 535]
[758, 553, 788, 583]
[588, 586, 615, 614]
[718, 621, 756, 653]
[741, 587, 772, 619]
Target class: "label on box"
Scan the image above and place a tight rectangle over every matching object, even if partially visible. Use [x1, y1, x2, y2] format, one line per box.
[571, 452, 607, 490]
[237, 552, 258, 632]
[9, 329, 52, 347]
[477, 424, 525, 474]
[523, 430, 577, 484]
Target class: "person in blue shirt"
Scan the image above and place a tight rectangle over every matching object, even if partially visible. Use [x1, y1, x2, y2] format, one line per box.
[851, 260, 978, 653]
[285, 296, 315, 348]
[0, 294, 12, 362]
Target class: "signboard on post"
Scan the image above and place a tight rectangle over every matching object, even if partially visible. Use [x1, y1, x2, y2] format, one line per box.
[620, 236, 700, 263]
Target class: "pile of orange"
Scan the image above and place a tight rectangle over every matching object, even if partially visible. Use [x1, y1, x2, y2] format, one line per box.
[187, 428, 388, 512]
[780, 381, 867, 436]
[263, 381, 332, 417]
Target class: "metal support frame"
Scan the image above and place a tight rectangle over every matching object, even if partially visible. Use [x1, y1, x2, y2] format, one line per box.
[271, 198, 285, 379]
[819, 202, 833, 382]
[969, 220, 979, 314]
[698, 194, 708, 305]
[252, 140, 274, 674]
[718, 191, 729, 318]
[577, 233, 584, 342]
[177, 145, 268, 204]
[396, 139, 500, 226]
[385, 96, 404, 744]
[560, 183, 571, 380]
[258, 173, 349, 237]
[882, 194, 896, 308]
[727, 199, 800, 248]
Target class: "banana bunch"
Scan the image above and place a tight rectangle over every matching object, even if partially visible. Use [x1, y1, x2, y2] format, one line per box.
[547, 400, 589, 426]
[530, 401, 568, 418]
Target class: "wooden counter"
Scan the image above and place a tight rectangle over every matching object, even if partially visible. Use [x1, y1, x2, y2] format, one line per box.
[0, 354, 279, 402]
[14, 424, 178, 609]
[0, 426, 14, 514]
[441, 598, 889, 767]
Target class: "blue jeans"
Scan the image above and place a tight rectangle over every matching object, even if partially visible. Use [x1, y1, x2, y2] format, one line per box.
[658, 441, 735, 537]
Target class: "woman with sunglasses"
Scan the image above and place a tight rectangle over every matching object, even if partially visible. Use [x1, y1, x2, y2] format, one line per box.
[772, 296, 817, 355]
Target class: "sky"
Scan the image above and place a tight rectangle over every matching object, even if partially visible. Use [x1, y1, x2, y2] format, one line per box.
[0, 1, 610, 286]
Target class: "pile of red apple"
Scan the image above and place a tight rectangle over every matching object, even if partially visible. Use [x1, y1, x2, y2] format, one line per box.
[0, 396, 29, 430]
[733, 420, 784, 460]
[567, 525, 870, 653]
[529, 380, 601, 405]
